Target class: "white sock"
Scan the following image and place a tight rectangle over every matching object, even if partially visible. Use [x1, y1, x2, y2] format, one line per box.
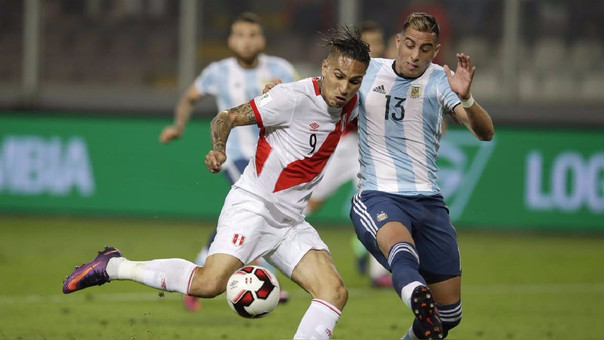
[106, 257, 197, 294]
[369, 255, 390, 279]
[294, 299, 341, 339]
[400, 281, 423, 308]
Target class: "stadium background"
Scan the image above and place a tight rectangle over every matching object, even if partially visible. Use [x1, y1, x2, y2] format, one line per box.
[1, 0, 603, 230]
[1, 1, 603, 339]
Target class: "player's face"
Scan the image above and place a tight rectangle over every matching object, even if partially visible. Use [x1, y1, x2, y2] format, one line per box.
[394, 27, 440, 78]
[228, 21, 266, 66]
[320, 54, 367, 108]
[362, 30, 385, 58]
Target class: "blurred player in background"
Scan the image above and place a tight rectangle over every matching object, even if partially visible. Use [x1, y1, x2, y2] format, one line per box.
[159, 11, 297, 311]
[64, 26, 371, 340]
[350, 12, 494, 339]
[304, 20, 392, 288]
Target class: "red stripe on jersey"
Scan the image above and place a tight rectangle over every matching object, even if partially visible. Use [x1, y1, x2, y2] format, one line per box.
[312, 77, 321, 96]
[249, 98, 264, 128]
[255, 128, 271, 176]
[343, 117, 358, 136]
[273, 95, 358, 192]
[250, 98, 271, 175]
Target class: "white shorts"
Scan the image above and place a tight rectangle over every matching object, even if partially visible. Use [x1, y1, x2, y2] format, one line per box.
[208, 187, 329, 277]
[312, 132, 359, 201]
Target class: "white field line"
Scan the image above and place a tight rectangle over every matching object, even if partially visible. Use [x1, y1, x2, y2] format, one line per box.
[1, 283, 603, 305]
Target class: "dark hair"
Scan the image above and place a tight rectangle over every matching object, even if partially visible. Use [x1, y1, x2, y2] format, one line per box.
[233, 12, 261, 26]
[359, 20, 383, 35]
[402, 12, 440, 41]
[322, 25, 371, 66]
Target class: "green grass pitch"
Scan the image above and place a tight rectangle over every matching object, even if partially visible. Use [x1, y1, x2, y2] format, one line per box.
[1, 215, 603, 339]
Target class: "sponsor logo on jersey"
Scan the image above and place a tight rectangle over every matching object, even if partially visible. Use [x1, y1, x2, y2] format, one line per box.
[258, 92, 273, 107]
[232, 234, 245, 246]
[409, 85, 422, 99]
[309, 122, 320, 131]
[376, 211, 388, 221]
[372, 84, 386, 94]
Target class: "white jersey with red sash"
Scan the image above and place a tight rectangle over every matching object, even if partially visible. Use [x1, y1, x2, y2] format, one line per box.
[235, 77, 359, 221]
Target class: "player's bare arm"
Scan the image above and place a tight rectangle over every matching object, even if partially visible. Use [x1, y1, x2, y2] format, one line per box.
[159, 85, 202, 143]
[445, 53, 494, 141]
[205, 103, 256, 173]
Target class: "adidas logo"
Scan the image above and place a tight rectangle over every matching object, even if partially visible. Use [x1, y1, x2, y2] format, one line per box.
[372, 84, 386, 94]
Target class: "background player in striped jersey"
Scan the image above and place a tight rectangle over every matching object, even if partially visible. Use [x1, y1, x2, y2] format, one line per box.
[158, 12, 297, 310]
[64, 26, 370, 340]
[350, 12, 494, 339]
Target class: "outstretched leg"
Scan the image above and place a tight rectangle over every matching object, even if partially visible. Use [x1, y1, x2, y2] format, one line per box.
[63, 247, 242, 299]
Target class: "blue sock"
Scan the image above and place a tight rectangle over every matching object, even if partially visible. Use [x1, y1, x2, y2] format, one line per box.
[438, 300, 462, 338]
[387, 242, 425, 298]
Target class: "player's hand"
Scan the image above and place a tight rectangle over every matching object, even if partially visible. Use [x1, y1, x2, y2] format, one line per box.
[159, 125, 183, 144]
[443, 53, 475, 100]
[262, 79, 282, 94]
[205, 150, 226, 173]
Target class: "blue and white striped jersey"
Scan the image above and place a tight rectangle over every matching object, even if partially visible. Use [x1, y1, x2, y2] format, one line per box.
[194, 54, 297, 171]
[358, 58, 460, 195]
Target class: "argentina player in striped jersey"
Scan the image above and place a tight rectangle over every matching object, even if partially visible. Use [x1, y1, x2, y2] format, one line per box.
[350, 12, 494, 340]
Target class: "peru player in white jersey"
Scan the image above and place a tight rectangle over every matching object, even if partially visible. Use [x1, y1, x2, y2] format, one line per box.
[350, 13, 494, 340]
[158, 12, 297, 311]
[63, 26, 370, 340]
[234, 77, 359, 220]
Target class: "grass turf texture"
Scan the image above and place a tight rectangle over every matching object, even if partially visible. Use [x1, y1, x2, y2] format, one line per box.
[1, 215, 603, 339]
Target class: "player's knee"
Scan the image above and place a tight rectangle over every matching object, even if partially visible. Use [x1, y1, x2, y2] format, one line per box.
[331, 283, 348, 309]
[439, 300, 462, 338]
[317, 281, 348, 310]
[188, 267, 228, 298]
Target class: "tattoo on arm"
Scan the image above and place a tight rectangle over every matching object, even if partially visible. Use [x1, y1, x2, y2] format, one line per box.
[230, 103, 257, 125]
[210, 103, 257, 153]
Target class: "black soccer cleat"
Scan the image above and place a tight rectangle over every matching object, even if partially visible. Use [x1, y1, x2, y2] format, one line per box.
[410, 285, 443, 339]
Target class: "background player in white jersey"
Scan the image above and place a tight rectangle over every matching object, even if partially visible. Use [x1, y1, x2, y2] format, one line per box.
[350, 12, 494, 339]
[158, 12, 297, 310]
[63, 26, 370, 340]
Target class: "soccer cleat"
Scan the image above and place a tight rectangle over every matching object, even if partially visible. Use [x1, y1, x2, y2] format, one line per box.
[410, 285, 443, 339]
[62, 247, 122, 294]
[183, 295, 201, 312]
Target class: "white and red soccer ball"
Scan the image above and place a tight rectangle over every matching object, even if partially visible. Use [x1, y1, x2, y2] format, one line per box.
[226, 265, 280, 318]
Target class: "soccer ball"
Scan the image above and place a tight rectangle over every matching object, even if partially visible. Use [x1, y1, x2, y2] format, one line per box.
[225, 265, 280, 318]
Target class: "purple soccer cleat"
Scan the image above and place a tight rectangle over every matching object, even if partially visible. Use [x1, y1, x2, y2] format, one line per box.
[411, 285, 443, 340]
[63, 247, 122, 294]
